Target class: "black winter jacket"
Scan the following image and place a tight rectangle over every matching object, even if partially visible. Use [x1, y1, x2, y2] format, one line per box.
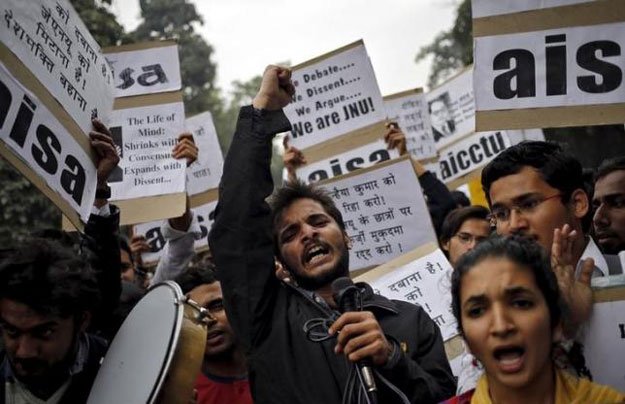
[209, 106, 456, 404]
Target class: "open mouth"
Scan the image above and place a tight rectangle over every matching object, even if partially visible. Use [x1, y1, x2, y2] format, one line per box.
[493, 346, 525, 373]
[206, 330, 224, 343]
[303, 244, 330, 266]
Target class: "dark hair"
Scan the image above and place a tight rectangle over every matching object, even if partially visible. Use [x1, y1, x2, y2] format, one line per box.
[119, 236, 134, 266]
[440, 206, 490, 246]
[175, 264, 217, 294]
[595, 156, 625, 182]
[270, 180, 345, 256]
[451, 191, 471, 208]
[481, 141, 584, 206]
[0, 238, 101, 318]
[451, 235, 561, 336]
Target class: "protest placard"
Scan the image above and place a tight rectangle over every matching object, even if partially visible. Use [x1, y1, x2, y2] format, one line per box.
[104, 41, 181, 98]
[581, 285, 625, 392]
[472, 0, 590, 18]
[0, 62, 97, 228]
[107, 92, 186, 224]
[355, 243, 458, 341]
[438, 130, 511, 189]
[473, 0, 625, 130]
[185, 111, 223, 196]
[384, 88, 437, 160]
[1, 0, 114, 135]
[426, 67, 475, 150]
[284, 40, 386, 152]
[294, 139, 399, 184]
[318, 155, 437, 272]
[133, 199, 217, 266]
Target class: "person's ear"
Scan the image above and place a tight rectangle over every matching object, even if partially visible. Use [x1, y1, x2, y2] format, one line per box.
[552, 321, 564, 344]
[78, 311, 91, 333]
[442, 240, 450, 252]
[570, 188, 589, 219]
[343, 232, 352, 250]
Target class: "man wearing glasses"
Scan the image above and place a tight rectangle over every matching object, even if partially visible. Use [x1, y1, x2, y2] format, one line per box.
[481, 141, 604, 329]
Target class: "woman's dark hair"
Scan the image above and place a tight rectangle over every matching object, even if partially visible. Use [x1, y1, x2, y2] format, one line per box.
[439, 206, 491, 247]
[451, 235, 561, 336]
[0, 238, 101, 318]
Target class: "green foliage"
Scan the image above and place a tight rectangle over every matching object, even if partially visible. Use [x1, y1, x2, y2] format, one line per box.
[415, 0, 472, 88]
[71, 0, 126, 47]
[129, 0, 221, 116]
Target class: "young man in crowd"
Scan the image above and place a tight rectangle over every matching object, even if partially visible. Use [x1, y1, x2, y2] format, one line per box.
[175, 265, 252, 404]
[439, 206, 491, 267]
[592, 157, 625, 258]
[481, 141, 600, 329]
[0, 239, 105, 404]
[209, 65, 456, 403]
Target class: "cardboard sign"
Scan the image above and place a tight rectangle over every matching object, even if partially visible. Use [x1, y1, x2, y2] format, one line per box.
[355, 243, 458, 341]
[133, 200, 216, 266]
[318, 156, 437, 272]
[384, 89, 437, 160]
[108, 93, 186, 225]
[294, 139, 399, 184]
[284, 40, 386, 152]
[0, 62, 97, 227]
[473, 0, 625, 130]
[104, 41, 182, 98]
[185, 111, 223, 195]
[438, 130, 511, 189]
[472, 0, 590, 18]
[426, 68, 475, 150]
[1, 0, 114, 135]
[581, 285, 625, 392]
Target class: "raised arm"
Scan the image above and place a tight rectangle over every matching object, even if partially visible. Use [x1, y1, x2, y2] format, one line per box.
[209, 66, 294, 349]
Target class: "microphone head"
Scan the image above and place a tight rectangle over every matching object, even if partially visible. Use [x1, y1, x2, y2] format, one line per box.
[331, 277, 359, 313]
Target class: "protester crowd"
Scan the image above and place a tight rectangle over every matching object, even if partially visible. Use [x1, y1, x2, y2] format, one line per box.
[0, 62, 624, 404]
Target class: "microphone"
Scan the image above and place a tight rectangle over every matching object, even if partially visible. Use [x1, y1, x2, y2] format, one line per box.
[331, 277, 378, 401]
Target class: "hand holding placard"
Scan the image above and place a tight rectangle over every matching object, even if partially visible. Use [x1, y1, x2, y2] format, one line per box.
[253, 66, 295, 111]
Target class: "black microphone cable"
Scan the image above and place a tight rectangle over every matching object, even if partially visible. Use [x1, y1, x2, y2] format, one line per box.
[302, 285, 410, 404]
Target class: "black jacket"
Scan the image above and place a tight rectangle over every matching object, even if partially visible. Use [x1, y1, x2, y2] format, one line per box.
[209, 106, 456, 404]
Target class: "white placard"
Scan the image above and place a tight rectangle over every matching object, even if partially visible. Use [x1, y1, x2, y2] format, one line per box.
[185, 111, 223, 195]
[506, 129, 545, 145]
[320, 158, 437, 271]
[295, 139, 399, 184]
[426, 69, 475, 150]
[438, 131, 511, 184]
[109, 102, 186, 201]
[1, 0, 114, 134]
[474, 22, 625, 111]
[384, 92, 436, 160]
[284, 42, 385, 150]
[133, 200, 216, 265]
[366, 249, 457, 341]
[105, 44, 182, 98]
[0, 62, 96, 222]
[581, 294, 625, 392]
[472, 0, 591, 18]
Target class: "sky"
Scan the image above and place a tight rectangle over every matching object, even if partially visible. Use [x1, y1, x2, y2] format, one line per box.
[111, 0, 458, 99]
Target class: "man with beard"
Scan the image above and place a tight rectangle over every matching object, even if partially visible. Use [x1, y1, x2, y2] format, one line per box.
[209, 65, 456, 404]
[175, 265, 252, 404]
[592, 157, 625, 258]
[0, 238, 105, 404]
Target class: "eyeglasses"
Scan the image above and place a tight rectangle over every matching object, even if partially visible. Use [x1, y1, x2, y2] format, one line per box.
[489, 194, 562, 226]
[453, 232, 488, 245]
